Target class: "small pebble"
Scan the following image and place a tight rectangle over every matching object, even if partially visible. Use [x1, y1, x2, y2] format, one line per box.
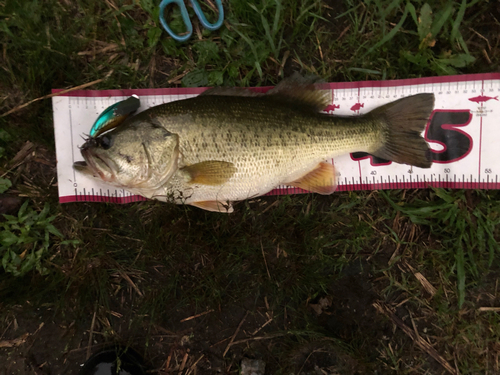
[240, 358, 266, 375]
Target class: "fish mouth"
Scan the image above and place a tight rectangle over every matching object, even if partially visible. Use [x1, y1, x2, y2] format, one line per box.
[73, 146, 116, 182]
[73, 160, 92, 174]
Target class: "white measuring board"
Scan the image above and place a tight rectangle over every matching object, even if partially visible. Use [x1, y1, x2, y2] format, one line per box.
[52, 73, 500, 204]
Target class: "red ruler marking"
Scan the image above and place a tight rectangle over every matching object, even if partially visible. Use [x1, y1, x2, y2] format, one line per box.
[356, 87, 362, 185]
[478, 80, 484, 188]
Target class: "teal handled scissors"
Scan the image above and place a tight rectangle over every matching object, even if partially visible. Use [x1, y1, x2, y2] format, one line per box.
[159, 0, 224, 42]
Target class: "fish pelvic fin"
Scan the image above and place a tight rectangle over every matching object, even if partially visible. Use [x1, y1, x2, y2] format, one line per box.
[370, 93, 435, 169]
[289, 162, 337, 195]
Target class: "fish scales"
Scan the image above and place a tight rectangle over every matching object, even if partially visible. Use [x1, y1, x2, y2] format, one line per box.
[147, 95, 380, 202]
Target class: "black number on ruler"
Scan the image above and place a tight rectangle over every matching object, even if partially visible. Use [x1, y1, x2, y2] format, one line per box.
[425, 110, 473, 163]
[350, 110, 472, 167]
[350, 152, 391, 166]
[485, 168, 492, 174]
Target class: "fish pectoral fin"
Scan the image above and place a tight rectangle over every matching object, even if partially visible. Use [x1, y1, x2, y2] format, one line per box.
[288, 162, 337, 195]
[190, 200, 234, 213]
[181, 161, 237, 186]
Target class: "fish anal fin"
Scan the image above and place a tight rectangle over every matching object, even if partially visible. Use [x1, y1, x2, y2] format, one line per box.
[190, 200, 234, 213]
[181, 161, 236, 186]
[289, 162, 337, 195]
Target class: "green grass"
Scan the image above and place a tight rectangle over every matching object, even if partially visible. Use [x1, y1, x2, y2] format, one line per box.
[1, 0, 500, 374]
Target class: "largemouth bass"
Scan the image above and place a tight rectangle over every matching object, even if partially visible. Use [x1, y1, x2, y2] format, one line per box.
[74, 76, 434, 213]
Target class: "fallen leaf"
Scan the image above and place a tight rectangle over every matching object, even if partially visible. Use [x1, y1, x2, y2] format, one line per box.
[309, 297, 332, 315]
[0, 333, 29, 348]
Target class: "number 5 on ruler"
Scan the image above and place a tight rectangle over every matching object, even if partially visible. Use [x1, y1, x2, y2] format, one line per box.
[425, 110, 473, 163]
[351, 110, 473, 166]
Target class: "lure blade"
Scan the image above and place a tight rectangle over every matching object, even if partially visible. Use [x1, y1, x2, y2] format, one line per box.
[89, 95, 140, 138]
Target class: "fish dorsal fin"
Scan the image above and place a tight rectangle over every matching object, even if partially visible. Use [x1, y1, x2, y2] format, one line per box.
[181, 160, 236, 186]
[200, 73, 330, 111]
[288, 162, 337, 195]
[266, 73, 331, 112]
[190, 200, 234, 213]
[200, 87, 263, 97]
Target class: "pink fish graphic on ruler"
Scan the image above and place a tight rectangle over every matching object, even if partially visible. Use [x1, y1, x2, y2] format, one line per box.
[468, 95, 498, 103]
[350, 103, 364, 111]
[325, 104, 340, 112]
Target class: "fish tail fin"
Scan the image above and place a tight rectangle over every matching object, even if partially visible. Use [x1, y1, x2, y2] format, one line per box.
[370, 93, 435, 168]
[495, 96, 499, 101]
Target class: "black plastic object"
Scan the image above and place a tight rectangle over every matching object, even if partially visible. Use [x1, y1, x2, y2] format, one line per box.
[78, 345, 147, 375]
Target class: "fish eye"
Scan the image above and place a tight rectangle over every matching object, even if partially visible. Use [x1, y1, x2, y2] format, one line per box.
[99, 135, 113, 150]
